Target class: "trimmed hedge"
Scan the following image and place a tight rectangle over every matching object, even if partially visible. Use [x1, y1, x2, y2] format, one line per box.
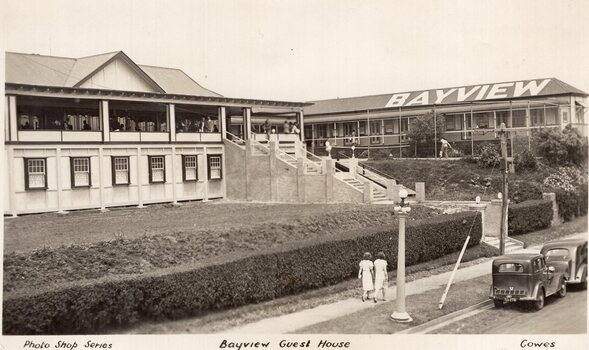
[554, 185, 588, 222]
[3, 211, 481, 335]
[508, 200, 553, 236]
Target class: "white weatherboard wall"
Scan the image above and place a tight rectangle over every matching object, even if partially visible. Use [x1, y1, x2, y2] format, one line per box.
[80, 57, 158, 93]
[4, 144, 225, 215]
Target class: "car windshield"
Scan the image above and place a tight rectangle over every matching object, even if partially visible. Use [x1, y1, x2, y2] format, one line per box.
[498, 263, 524, 272]
[545, 248, 568, 257]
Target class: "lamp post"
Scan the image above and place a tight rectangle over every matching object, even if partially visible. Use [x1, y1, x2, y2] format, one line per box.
[391, 188, 413, 323]
[351, 144, 356, 158]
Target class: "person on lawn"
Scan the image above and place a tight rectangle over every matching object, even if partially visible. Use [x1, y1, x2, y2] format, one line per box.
[373, 251, 388, 302]
[358, 252, 374, 302]
[440, 137, 453, 158]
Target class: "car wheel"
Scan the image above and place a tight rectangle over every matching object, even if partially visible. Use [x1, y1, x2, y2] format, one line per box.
[532, 290, 545, 311]
[557, 280, 567, 297]
[493, 300, 503, 308]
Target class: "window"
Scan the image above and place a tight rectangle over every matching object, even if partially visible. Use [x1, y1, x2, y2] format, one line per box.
[498, 263, 524, 273]
[182, 155, 198, 181]
[370, 121, 382, 144]
[545, 249, 568, 257]
[207, 155, 223, 180]
[70, 157, 91, 188]
[24, 158, 47, 190]
[111, 156, 130, 185]
[149, 156, 166, 183]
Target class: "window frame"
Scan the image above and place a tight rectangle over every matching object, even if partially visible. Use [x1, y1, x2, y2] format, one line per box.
[182, 154, 198, 182]
[111, 156, 130, 186]
[70, 157, 92, 188]
[148, 155, 166, 184]
[207, 154, 223, 180]
[24, 157, 48, 190]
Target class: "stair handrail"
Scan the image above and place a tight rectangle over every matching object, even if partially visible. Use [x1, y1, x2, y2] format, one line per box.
[294, 142, 324, 174]
[225, 131, 246, 145]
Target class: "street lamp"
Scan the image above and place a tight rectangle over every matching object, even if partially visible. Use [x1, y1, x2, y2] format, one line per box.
[351, 144, 356, 158]
[391, 188, 413, 323]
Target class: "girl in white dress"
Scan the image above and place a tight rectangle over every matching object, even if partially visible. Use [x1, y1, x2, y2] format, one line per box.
[358, 252, 374, 302]
[373, 251, 388, 302]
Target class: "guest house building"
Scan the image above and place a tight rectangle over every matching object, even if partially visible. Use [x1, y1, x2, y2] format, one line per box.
[301, 78, 588, 156]
[3, 51, 306, 215]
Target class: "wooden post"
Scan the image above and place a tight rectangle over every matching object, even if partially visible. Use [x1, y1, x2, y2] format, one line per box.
[499, 123, 509, 255]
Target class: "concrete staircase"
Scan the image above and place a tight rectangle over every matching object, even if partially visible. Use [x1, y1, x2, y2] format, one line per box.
[225, 133, 416, 204]
[341, 178, 389, 202]
[482, 236, 525, 253]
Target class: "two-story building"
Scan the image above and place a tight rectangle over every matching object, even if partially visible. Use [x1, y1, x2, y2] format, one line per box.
[4, 51, 306, 215]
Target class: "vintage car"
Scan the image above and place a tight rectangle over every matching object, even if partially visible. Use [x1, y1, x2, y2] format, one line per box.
[489, 253, 567, 310]
[541, 238, 587, 289]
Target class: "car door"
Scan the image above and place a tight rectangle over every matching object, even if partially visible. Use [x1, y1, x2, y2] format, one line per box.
[541, 257, 558, 295]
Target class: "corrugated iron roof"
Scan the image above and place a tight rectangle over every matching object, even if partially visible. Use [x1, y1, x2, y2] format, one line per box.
[140, 65, 221, 97]
[64, 51, 119, 87]
[5, 51, 220, 97]
[305, 78, 588, 115]
[6, 52, 76, 86]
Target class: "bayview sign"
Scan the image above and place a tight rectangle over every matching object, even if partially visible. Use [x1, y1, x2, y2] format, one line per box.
[385, 79, 551, 107]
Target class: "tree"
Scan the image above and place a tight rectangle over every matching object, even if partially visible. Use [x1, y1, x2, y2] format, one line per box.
[406, 110, 446, 157]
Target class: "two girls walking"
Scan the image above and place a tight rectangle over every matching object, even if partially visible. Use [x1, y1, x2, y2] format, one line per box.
[358, 251, 388, 302]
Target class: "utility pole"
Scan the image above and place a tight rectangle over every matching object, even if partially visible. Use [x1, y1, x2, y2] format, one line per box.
[499, 122, 509, 255]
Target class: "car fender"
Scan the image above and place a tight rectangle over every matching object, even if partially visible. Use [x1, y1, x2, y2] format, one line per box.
[531, 282, 544, 299]
[577, 263, 587, 281]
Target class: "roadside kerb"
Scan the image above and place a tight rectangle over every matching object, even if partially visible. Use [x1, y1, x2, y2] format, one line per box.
[396, 300, 494, 334]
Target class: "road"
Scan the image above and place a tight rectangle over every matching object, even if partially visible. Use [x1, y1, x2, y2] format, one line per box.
[433, 287, 587, 334]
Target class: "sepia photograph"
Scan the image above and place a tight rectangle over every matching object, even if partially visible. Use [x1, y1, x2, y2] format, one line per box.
[1, 1, 587, 349]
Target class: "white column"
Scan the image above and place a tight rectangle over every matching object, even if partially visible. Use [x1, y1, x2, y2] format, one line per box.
[219, 106, 227, 138]
[221, 147, 227, 199]
[101, 100, 110, 142]
[203, 146, 209, 201]
[169, 104, 176, 142]
[98, 147, 107, 212]
[9, 95, 18, 141]
[171, 146, 178, 205]
[298, 110, 305, 142]
[137, 147, 145, 208]
[244, 108, 252, 140]
[7, 147, 18, 217]
[570, 96, 577, 125]
[56, 148, 66, 214]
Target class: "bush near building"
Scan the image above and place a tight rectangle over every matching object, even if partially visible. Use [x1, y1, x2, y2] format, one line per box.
[535, 126, 588, 166]
[3, 211, 481, 335]
[508, 200, 553, 236]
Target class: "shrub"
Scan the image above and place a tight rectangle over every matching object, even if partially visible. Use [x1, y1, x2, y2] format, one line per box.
[510, 181, 543, 203]
[508, 200, 553, 236]
[535, 126, 588, 166]
[514, 149, 537, 171]
[553, 184, 588, 221]
[3, 211, 481, 335]
[476, 143, 501, 168]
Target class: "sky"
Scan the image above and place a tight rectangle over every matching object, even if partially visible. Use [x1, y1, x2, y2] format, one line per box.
[1, 0, 588, 102]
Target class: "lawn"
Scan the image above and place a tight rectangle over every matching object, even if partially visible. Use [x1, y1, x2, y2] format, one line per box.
[3, 202, 442, 293]
[364, 159, 556, 202]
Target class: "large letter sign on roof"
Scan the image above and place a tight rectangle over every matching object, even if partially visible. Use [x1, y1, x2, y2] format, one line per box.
[384, 79, 553, 107]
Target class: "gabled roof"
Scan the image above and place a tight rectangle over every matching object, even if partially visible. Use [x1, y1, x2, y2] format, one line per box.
[64, 51, 119, 87]
[140, 65, 221, 97]
[305, 78, 588, 115]
[5, 51, 221, 97]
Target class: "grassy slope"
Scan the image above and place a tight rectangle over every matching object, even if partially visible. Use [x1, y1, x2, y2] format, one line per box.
[364, 159, 554, 202]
